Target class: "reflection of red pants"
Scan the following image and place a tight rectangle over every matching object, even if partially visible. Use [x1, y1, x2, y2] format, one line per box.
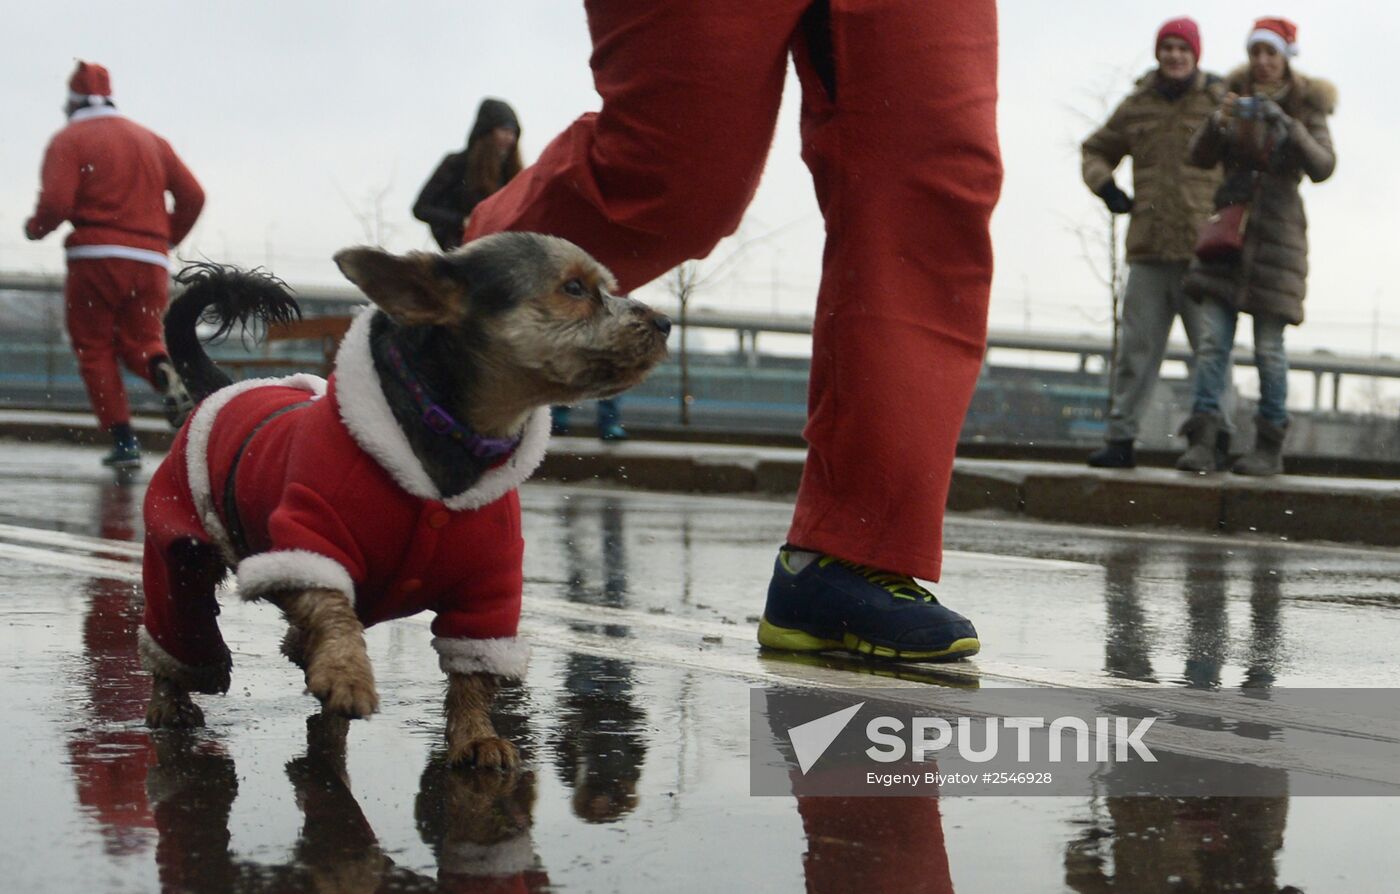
[65, 258, 169, 428]
[799, 796, 954, 894]
[466, 0, 1001, 579]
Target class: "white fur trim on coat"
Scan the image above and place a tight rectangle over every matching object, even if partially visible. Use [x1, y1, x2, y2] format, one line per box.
[433, 636, 531, 680]
[68, 105, 123, 123]
[444, 406, 550, 511]
[236, 549, 355, 602]
[332, 309, 550, 510]
[185, 374, 326, 562]
[138, 627, 231, 694]
[440, 835, 537, 877]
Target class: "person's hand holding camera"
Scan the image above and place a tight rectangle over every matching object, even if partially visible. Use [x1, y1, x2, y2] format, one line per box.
[1217, 92, 1239, 124]
[1254, 96, 1292, 126]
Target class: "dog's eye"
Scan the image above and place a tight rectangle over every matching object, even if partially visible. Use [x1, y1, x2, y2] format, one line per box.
[561, 278, 588, 299]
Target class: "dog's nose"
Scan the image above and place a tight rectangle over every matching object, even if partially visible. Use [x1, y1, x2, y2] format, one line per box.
[652, 314, 672, 337]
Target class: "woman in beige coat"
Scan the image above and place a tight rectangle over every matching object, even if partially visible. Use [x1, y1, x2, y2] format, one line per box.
[1177, 17, 1336, 476]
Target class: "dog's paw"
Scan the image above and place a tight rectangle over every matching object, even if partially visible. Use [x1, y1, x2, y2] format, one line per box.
[451, 766, 526, 799]
[448, 735, 520, 771]
[306, 659, 380, 719]
[145, 692, 205, 729]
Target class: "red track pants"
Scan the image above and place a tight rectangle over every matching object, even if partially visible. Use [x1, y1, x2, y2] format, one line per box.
[64, 258, 169, 429]
[466, 0, 1002, 580]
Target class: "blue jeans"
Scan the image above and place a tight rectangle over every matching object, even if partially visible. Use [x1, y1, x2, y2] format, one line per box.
[1192, 298, 1289, 426]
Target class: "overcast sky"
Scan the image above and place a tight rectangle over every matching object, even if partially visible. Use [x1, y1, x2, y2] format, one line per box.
[1, 1, 1391, 356]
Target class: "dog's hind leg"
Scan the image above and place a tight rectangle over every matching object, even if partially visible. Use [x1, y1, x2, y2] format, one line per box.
[146, 673, 206, 729]
[272, 589, 379, 718]
[445, 672, 518, 770]
[141, 539, 233, 728]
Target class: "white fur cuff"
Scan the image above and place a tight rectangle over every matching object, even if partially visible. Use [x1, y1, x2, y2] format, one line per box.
[236, 550, 355, 602]
[138, 627, 232, 694]
[440, 834, 536, 877]
[433, 636, 531, 680]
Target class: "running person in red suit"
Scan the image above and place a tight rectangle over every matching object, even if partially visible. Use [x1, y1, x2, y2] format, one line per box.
[25, 61, 205, 468]
[465, 0, 1002, 660]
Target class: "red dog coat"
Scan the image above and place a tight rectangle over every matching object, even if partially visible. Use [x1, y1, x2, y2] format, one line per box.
[139, 310, 548, 689]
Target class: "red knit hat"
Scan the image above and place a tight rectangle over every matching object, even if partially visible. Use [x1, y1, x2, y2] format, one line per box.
[1248, 17, 1299, 57]
[1156, 16, 1201, 61]
[68, 61, 112, 97]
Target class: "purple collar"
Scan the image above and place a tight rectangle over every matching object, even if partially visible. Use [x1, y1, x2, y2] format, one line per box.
[383, 342, 520, 461]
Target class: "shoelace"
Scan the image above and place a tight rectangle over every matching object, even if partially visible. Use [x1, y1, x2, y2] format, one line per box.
[817, 556, 938, 603]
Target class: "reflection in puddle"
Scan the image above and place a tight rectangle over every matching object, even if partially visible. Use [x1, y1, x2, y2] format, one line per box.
[16, 472, 1393, 890]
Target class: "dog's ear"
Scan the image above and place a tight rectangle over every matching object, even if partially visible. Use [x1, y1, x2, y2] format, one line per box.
[333, 247, 465, 327]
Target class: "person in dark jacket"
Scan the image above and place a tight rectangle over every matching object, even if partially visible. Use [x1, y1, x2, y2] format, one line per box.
[413, 98, 522, 251]
[1176, 17, 1336, 477]
[1080, 17, 1224, 469]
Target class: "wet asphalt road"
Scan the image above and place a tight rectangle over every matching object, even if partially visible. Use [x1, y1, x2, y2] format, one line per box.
[1, 440, 1397, 892]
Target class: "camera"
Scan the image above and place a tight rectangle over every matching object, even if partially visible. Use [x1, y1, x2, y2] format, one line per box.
[1234, 96, 1262, 120]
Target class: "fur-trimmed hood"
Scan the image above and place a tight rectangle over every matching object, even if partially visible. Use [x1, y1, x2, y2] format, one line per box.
[1225, 65, 1337, 115]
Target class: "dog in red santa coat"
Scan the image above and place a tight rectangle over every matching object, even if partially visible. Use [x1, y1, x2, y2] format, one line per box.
[139, 232, 671, 769]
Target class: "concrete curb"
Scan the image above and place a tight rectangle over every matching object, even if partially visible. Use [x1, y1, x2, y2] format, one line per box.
[543, 443, 1400, 548]
[3, 413, 1395, 548]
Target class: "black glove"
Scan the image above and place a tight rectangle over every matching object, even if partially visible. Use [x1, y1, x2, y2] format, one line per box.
[1256, 97, 1291, 126]
[1095, 180, 1134, 215]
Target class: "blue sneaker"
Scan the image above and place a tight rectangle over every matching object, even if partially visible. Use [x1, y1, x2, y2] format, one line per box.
[101, 437, 141, 469]
[758, 549, 980, 661]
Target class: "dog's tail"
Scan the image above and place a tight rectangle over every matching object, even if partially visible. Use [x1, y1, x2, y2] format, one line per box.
[166, 263, 303, 403]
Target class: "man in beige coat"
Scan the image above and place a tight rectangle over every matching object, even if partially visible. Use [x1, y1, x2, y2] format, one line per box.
[1081, 17, 1224, 468]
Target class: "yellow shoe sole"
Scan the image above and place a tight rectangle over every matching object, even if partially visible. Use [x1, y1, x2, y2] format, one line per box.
[757, 617, 979, 662]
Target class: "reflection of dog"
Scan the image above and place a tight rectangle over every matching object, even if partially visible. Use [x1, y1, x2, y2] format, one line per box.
[146, 714, 546, 889]
[417, 754, 542, 883]
[138, 232, 670, 769]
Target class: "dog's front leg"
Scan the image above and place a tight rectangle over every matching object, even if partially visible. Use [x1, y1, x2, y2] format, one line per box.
[272, 588, 379, 718]
[445, 672, 518, 770]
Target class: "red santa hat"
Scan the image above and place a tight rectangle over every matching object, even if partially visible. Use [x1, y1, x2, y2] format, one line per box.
[68, 61, 112, 105]
[1156, 16, 1201, 62]
[1248, 17, 1299, 58]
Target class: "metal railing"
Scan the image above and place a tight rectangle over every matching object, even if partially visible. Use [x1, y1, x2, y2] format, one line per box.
[2, 270, 1396, 418]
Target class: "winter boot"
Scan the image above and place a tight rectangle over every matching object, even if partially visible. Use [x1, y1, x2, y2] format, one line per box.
[596, 398, 626, 441]
[101, 426, 141, 469]
[1232, 417, 1287, 477]
[1175, 413, 1228, 473]
[151, 358, 194, 429]
[1088, 439, 1135, 469]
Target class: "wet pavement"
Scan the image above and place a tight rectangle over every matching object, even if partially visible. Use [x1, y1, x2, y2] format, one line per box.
[1, 439, 1398, 892]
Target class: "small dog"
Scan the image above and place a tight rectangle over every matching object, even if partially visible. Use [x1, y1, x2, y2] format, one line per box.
[138, 232, 670, 768]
